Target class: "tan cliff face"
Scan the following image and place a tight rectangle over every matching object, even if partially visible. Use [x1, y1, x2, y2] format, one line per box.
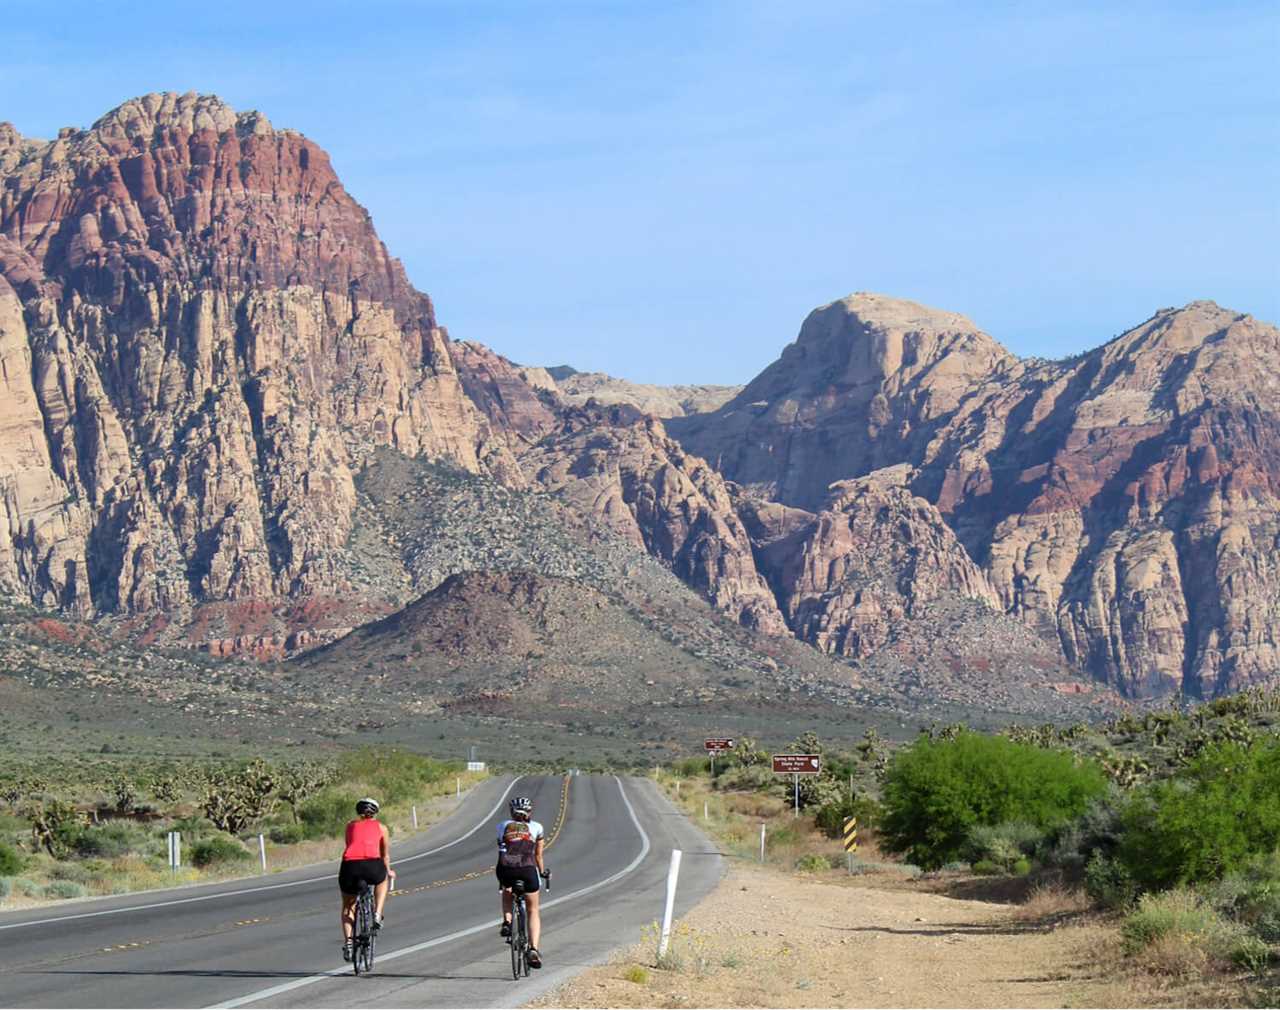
[520, 403, 787, 635]
[0, 93, 514, 632]
[671, 294, 1280, 698]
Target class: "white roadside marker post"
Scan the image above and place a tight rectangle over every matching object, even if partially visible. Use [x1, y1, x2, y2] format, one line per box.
[657, 848, 683, 960]
[456, 777, 461, 799]
[793, 773, 799, 817]
[759, 823, 766, 862]
[412, 805, 418, 829]
[258, 833, 267, 873]
[703, 800, 708, 821]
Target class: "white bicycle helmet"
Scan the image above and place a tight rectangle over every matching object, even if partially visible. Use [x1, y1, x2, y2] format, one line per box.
[355, 797, 380, 815]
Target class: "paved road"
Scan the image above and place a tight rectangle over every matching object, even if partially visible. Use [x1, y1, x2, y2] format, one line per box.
[0, 775, 723, 1008]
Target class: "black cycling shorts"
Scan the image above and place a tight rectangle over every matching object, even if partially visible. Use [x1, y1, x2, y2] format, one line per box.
[339, 858, 387, 896]
[496, 864, 540, 894]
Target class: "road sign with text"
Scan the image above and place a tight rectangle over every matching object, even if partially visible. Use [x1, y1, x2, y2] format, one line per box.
[704, 738, 735, 752]
[772, 754, 821, 774]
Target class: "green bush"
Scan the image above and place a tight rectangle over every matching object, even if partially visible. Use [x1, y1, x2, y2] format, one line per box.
[190, 835, 251, 868]
[794, 853, 830, 873]
[73, 822, 149, 859]
[0, 840, 24, 876]
[334, 750, 450, 806]
[42, 880, 88, 900]
[879, 732, 1109, 869]
[1207, 850, 1280, 943]
[298, 792, 352, 840]
[963, 821, 1044, 871]
[1036, 793, 1126, 875]
[972, 859, 1003, 876]
[1084, 852, 1138, 909]
[0, 877, 11, 900]
[269, 823, 306, 845]
[714, 764, 775, 792]
[1122, 888, 1220, 954]
[12, 877, 41, 897]
[814, 795, 882, 839]
[1118, 738, 1280, 889]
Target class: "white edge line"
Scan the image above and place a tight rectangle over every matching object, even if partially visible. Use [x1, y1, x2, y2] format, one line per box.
[0, 776, 523, 933]
[210, 774, 652, 1010]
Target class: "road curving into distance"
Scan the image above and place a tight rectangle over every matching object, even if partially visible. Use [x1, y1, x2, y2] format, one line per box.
[0, 775, 724, 1008]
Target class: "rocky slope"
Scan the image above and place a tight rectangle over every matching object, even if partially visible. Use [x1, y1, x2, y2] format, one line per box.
[670, 294, 1280, 698]
[548, 367, 741, 417]
[0, 93, 516, 635]
[521, 403, 786, 634]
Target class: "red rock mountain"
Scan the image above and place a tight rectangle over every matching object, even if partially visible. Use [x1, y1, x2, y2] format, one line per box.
[669, 294, 1280, 698]
[0, 93, 518, 630]
[1, 94, 1273, 705]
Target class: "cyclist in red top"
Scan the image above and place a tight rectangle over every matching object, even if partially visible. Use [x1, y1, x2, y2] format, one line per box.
[338, 797, 395, 961]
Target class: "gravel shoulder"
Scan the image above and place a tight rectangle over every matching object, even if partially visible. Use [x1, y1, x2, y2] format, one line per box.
[527, 861, 1145, 1009]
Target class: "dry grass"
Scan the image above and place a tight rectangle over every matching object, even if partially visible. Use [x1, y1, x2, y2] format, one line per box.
[1011, 882, 1093, 925]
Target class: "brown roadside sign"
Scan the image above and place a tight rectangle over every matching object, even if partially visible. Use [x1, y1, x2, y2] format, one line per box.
[704, 738, 735, 752]
[772, 753, 821, 774]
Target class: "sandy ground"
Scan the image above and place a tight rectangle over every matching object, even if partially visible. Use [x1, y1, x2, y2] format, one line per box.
[526, 861, 1149, 1009]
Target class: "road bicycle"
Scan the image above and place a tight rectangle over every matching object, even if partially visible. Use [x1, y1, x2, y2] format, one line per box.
[352, 881, 378, 975]
[507, 870, 550, 980]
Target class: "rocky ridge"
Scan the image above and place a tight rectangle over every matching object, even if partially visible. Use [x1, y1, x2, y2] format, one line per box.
[0, 92, 516, 631]
[670, 294, 1280, 698]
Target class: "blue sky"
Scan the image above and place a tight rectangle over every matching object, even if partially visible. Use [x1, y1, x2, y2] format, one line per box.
[3, 1, 1277, 382]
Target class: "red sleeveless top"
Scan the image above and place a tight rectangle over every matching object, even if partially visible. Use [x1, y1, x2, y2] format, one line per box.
[343, 818, 383, 861]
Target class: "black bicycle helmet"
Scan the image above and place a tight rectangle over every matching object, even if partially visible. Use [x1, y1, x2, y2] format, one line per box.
[509, 796, 533, 817]
[355, 797, 380, 815]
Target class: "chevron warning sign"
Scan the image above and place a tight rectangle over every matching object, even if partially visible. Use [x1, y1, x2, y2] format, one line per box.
[842, 816, 858, 852]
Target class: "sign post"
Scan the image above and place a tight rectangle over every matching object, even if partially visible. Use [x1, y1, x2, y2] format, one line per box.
[842, 816, 858, 873]
[166, 831, 181, 874]
[703, 738, 734, 779]
[771, 754, 821, 817]
[258, 833, 267, 873]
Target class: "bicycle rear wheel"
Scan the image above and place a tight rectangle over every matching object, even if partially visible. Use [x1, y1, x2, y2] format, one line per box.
[510, 899, 524, 980]
[354, 887, 374, 975]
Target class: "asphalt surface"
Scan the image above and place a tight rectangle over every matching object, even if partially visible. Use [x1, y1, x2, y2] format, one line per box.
[0, 775, 724, 1008]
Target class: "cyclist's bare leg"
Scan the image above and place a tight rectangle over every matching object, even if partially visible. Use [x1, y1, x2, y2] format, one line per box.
[374, 877, 390, 919]
[501, 887, 513, 926]
[527, 889, 541, 950]
[340, 894, 357, 941]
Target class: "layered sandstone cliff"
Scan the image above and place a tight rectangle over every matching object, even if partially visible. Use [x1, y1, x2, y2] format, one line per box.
[521, 403, 787, 634]
[671, 294, 1280, 697]
[0, 92, 514, 631]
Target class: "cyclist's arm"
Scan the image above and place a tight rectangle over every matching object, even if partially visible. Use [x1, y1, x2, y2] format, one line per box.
[534, 836, 545, 875]
[380, 823, 394, 877]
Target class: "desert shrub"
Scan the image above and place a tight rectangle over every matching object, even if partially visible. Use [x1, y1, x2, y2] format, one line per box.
[73, 822, 149, 859]
[814, 795, 882, 839]
[621, 964, 650, 984]
[794, 853, 830, 873]
[47, 861, 91, 883]
[1084, 852, 1138, 909]
[269, 822, 306, 845]
[298, 793, 352, 840]
[972, 859, 1003, 876]
[879, 732, 1108, 869]
[42, 880, 88, 900]
[1118, 738, 1280, 889]
[714, 764, 774, 792]
[672, 757, 710, 779]
[25, 799, 86, 858]
[963, 821, 1044, 870]
[12, 877, 42, 897]
[1206, 850, 1280, 943]
[1122, 888, 1220, 954]
[0, 840, 24, 876]
[1036, 792, 1127, 875]
[190, 835, 250, 868]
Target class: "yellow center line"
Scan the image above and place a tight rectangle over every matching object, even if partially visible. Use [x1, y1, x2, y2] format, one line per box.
[389, 773, 571, 895]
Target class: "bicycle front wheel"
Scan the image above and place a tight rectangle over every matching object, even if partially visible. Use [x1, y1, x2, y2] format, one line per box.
[354, 890, 373, 975]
